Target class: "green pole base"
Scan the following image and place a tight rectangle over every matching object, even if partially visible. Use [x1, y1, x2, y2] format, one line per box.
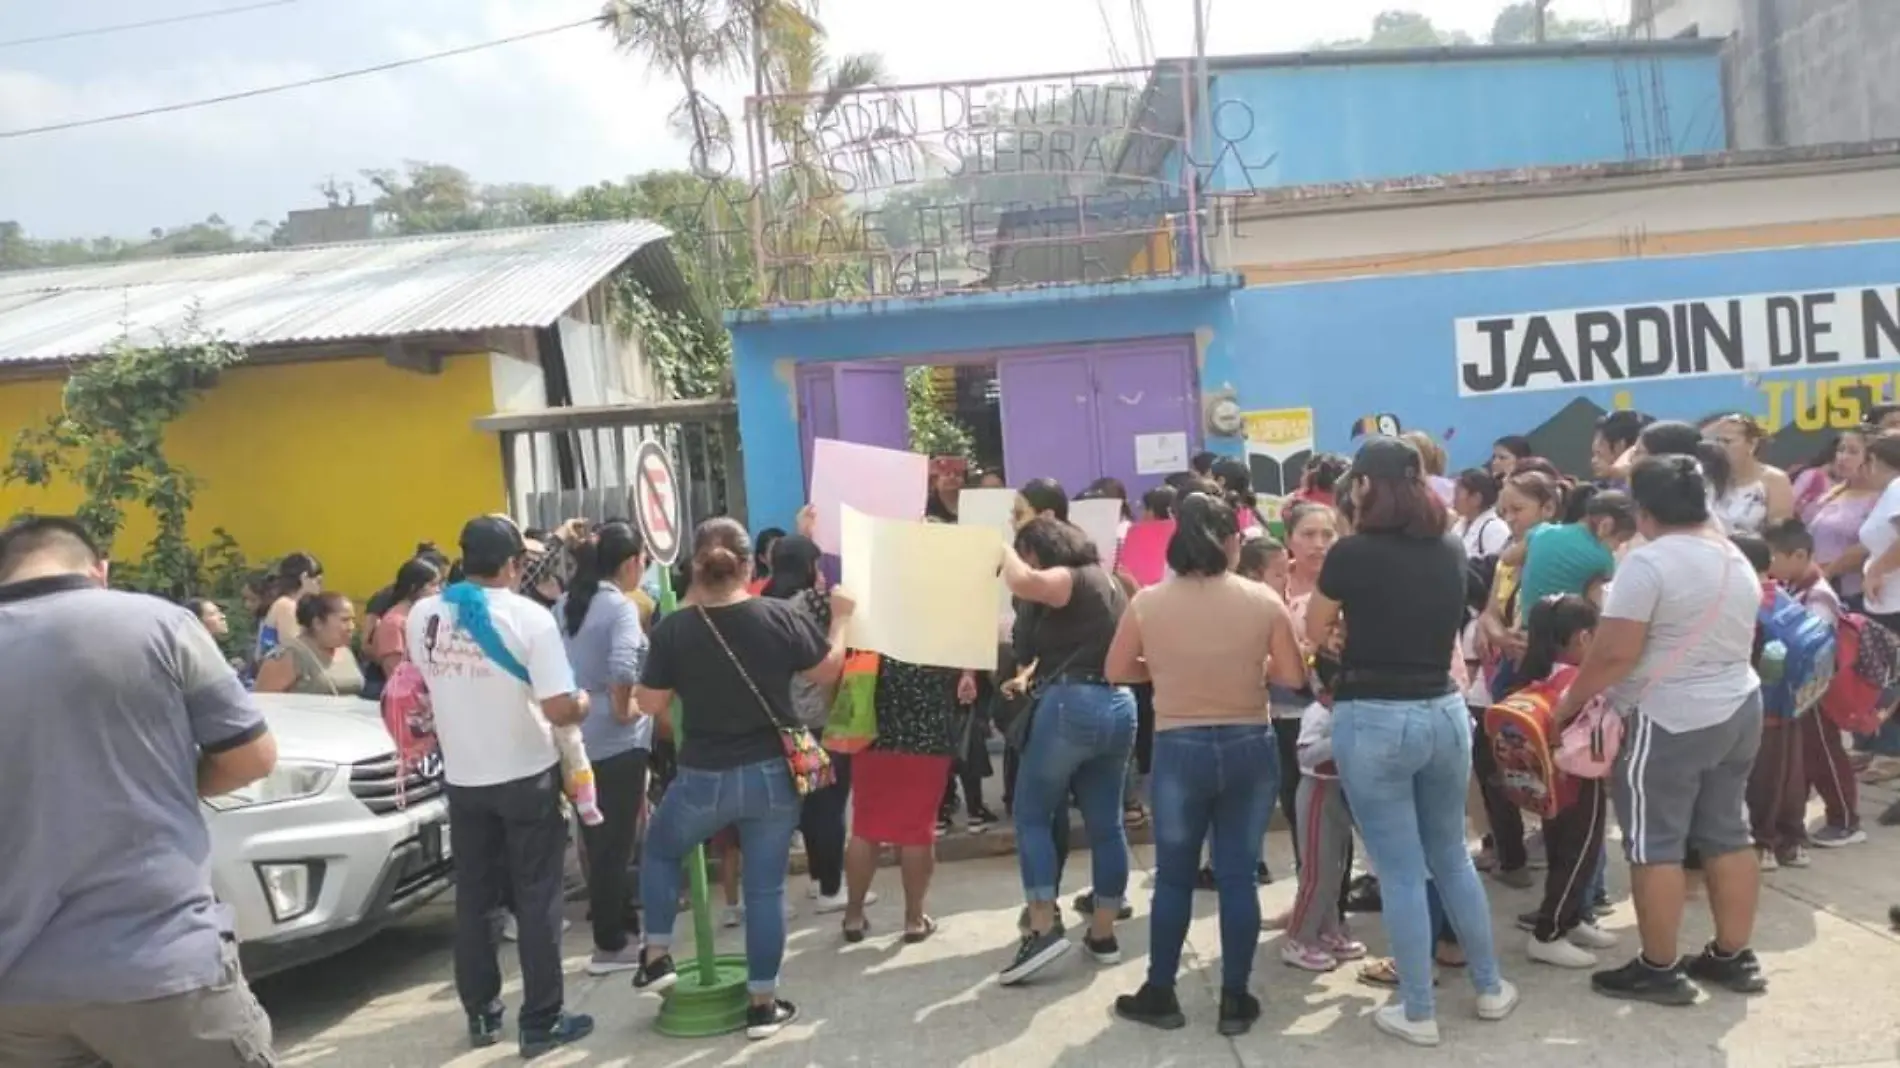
[654, 954, 751, 1038]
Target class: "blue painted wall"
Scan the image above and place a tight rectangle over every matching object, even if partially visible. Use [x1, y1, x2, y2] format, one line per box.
[732, 242, 1900, 530]
[1233, 240, 1900, 473]
[730, 280, 1236, 531]
[1175, 52, 1726, 195]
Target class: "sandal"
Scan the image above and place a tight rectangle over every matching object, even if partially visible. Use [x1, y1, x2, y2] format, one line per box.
[902, 915, 938, 944]
[842, 918, 870, 944]
[1356, 958, 1440, 989]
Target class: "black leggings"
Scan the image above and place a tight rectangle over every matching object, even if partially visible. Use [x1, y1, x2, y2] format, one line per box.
[800, 753, 853, 897]
[1471, 706, 1528, 870]
[577, 748, 649, 952]
[1272, 718, 1302, 868]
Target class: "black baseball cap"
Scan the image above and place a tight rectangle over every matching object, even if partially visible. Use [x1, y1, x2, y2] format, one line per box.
[459, 515, 527, 571]
[1350, 435, 1423, 481]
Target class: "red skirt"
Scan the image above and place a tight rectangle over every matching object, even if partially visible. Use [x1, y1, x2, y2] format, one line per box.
[851, 751, 953, 846]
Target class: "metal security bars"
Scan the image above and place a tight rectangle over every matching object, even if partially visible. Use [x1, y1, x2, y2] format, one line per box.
[475, 398, 745, 534]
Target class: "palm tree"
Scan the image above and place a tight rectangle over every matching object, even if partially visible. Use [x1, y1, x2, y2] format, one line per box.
[598, 0, 823, 177]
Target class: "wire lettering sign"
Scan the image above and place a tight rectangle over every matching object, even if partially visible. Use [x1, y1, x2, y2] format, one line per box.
[740, 62, 1216, 304]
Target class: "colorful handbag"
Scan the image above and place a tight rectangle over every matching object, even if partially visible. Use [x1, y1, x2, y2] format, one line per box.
[696, 606, 837, 796]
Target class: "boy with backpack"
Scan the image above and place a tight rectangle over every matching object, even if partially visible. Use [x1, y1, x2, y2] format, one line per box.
[1764, 519, 1876, 847]
[1733, 532, 1835, 870]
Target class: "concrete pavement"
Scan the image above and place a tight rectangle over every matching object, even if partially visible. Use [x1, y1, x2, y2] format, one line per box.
[258, 786, 1900, 1068]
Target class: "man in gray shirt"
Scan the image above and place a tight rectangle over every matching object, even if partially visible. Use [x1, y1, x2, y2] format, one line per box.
[0, 517, 280, 1066]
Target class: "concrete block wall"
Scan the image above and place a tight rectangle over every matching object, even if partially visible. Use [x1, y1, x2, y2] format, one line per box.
[1726, 0, 1900, 149]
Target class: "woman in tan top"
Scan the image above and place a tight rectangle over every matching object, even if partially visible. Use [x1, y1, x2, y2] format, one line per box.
[255, 592, 365, 697]
[1104, 492, 1308, 1036]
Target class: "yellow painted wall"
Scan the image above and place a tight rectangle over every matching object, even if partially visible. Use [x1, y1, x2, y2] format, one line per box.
[0, 353, 505, 602]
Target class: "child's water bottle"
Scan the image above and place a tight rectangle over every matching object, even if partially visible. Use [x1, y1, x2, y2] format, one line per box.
[1759, 639, 1788, 687]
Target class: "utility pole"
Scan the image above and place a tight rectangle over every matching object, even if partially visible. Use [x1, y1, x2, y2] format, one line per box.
[1534, 0, 1551, 42]
[1191, 0, 1211, 269]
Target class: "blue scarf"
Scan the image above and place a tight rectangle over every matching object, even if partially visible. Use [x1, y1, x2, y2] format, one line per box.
[442, 581, 531, 685]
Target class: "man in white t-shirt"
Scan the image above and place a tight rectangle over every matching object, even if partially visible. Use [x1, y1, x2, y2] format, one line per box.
[407, 516, 591, 1058]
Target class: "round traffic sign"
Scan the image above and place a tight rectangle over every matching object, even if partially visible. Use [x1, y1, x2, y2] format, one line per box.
[632, 440, 683, 567]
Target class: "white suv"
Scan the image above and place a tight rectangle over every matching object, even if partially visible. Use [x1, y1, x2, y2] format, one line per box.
[205, 693, 452, 978]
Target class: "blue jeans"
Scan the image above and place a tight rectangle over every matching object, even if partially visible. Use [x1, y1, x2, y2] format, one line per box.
[1334, 693, 1504, 1021]
[1147, 724, 1280, 992]
[1014, 682, 1138, 909]
[640, 758, 800, 995]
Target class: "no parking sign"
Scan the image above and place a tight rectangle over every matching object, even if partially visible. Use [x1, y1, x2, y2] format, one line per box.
[632, 440, 682, 567]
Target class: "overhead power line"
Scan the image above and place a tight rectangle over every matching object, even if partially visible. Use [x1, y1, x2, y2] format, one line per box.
[0, 0, 302, 50]
[0, 17, 598, 140]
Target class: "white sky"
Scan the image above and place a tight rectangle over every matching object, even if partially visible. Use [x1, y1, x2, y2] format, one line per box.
[0, 0, 1630, 238]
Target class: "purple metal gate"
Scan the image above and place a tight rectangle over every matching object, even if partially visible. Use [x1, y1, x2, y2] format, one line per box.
[795, 335, 1199, 501]
[998, 337, 1198, 498]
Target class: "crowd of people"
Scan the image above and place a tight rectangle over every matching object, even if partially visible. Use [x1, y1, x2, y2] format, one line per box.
[10, 400, 1900, 1063]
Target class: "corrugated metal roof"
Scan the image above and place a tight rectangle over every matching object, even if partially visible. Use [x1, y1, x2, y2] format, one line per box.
[0, 220, 680, 365]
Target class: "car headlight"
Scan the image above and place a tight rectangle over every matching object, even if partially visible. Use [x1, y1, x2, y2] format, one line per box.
[205, 760, 337, 811]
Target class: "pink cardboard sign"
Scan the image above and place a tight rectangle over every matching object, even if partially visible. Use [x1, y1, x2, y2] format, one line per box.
[1120, 519, 1175, 588]
[809, 438, 929, 554]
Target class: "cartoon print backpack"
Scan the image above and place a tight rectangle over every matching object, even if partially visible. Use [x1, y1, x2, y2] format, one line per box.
[1820, 612, 1900, 735]
[1483, 669, 1570, 819]
[1758, 586, 1837, 719]
[379, 659, 439, 806]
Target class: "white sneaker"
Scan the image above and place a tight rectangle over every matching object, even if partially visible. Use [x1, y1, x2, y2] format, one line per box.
[1476, 978, 1521, 1021]
[812, 889, 876, 915]
[1568, 921, 1618, 950]
[721, 905, 744, 929]
[807, 882, 821, 899]
[1372, 1004, 1440, 1046]
[1528, 935, 1596, 969]
[1758, 848, 1779, 872]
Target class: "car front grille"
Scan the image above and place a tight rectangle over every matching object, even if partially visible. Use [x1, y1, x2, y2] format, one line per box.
[348, 754, 443, 815]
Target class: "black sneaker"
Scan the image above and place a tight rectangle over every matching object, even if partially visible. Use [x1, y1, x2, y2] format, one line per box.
[1515, 909, 1539, 932]
[466, 1003, 504, 1048]
[1217, 989, 1262, 1037]
[1591, 956, 1699, 1006]
[1492, 866, 1536, 890]
[1083, 932, 1122, 964]
[745, 999, 799, 1040]
[519, 1013, 593, 1059]
[969, 805, 999, 832]
[1878, 797, 1900, 827]
[1255, 861, 1273, 886]
[999, 920, 1071, 985]
[936, 809, 955, 835]
[1114, 982, 1186, 1030]
[1343, 874, 1383, 913]
[1684, 943, 1768, 994]
[632, 953, 677, 993]
[1071, 891, 1135, 921]
[1196, 866, 1218, 891]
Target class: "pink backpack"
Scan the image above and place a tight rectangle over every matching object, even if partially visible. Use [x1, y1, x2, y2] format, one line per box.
[1553, 693, 1622, 780]
[379, 660, 439, 807]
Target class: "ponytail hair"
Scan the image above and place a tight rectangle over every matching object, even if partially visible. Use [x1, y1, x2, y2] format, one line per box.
[1517, 593, 1599, 683]
[1166, 492, 1239, 577]
[563, 521, 645, 636]
[690, 517, 752, 589]
[392, 557, 440, 603]
[1505, 470, 1565, 518]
